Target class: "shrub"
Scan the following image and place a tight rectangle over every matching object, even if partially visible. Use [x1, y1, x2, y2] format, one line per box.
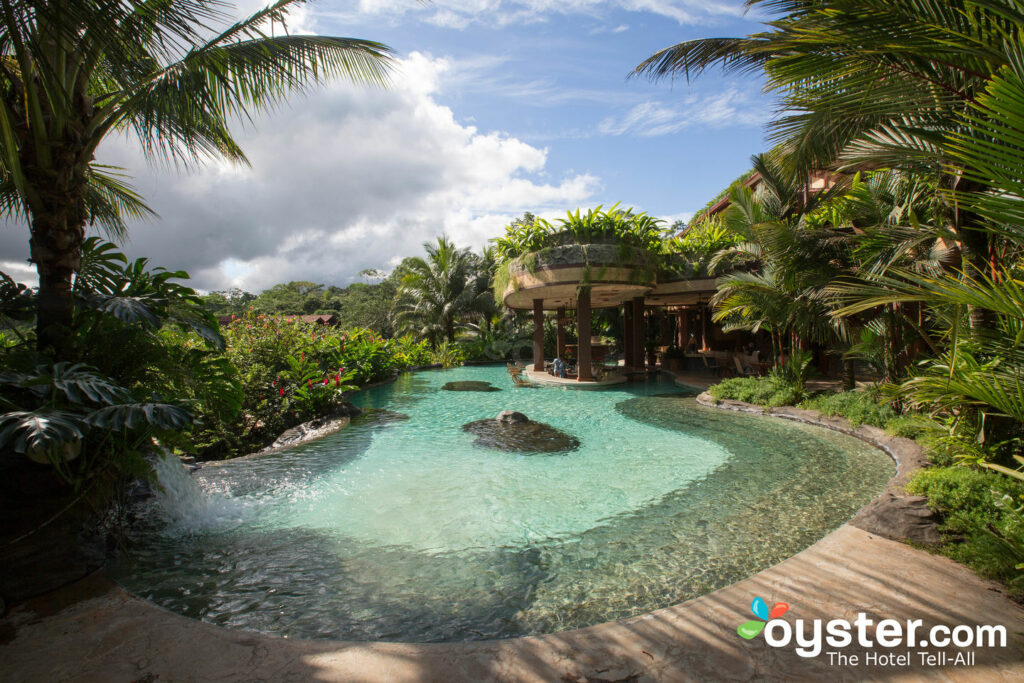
[885, 413, 943, 440]
[708, 376, 800, 408]
[907, 466, 1024, 586]
[798, 390, 896, 428]
[191, 311, 434, 458]
[432, 341, 466, 368]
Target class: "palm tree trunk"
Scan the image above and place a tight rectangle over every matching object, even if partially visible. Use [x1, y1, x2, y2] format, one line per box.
[28, 171, 88, 358]
[842, 357, 856, 391]
[953, 177, 995, 333]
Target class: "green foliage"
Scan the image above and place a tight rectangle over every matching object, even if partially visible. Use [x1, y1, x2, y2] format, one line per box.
[708, 376, 801, 408]
[885, 413, 943, 440]
[193, 310, 431, 458]
[491, 203, 669, 262]
[431, 342, 466, 369]
[774, 349, 816, 395]
[663, 216, 744, 276]
[907, 467, 1024, 586]
[394, 237, 492, 348]
[799, 390, 896, 428]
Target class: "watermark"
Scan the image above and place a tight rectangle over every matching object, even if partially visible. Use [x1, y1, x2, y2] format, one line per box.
[737, 596, 1006, 667]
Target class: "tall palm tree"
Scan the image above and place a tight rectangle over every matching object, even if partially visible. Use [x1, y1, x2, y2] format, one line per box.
[394, 236, 492, 347]
[0, 0, 393, 355]
[633, 0, 1024, 322]
[709, 160, 851, 366]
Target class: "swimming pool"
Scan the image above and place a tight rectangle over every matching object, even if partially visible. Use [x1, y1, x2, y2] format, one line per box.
[108, 366, 893, 642]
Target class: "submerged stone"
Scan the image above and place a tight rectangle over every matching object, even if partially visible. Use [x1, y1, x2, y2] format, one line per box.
[462, 412, 579, 453]
[442, 381, 501, 392]
[351, 409, 409, 427]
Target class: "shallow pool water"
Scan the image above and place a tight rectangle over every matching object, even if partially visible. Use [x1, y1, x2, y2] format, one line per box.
[109, 366, 893, 642]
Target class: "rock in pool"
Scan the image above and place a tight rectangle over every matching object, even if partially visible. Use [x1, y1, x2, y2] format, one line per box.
[442, 381, 501, 392]
[462, 411, 579, 453]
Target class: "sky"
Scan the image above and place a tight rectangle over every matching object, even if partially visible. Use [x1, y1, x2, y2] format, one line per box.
[0, 0, 777, 293]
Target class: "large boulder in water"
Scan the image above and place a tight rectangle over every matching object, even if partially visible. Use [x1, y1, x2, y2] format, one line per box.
[462, 412, 579, 453]
[442, 381, 501, 392]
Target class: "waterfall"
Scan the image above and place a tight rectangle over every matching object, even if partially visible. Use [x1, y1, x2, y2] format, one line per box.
[151, 454, 245, 531]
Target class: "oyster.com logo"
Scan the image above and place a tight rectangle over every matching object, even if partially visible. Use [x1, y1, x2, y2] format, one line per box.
[735, 594, 1005, 666]
[737, 596, 789, 640]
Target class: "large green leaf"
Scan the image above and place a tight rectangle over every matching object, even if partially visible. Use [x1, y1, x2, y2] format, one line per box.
[0, 409, 87, 455]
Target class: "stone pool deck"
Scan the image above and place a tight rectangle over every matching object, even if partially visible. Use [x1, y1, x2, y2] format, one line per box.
[2, 526, 1022, 682]
[2, 393, 1023, 681]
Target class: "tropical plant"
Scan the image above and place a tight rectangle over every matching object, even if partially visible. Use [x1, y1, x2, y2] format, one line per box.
[633, 0, 1024, 319]
[394, 237, 492, 347]
[0, 362, 192, 487]
[708, 153, 852, 365]
[491, 204, 668, 261]
[0, 0, 392, 355]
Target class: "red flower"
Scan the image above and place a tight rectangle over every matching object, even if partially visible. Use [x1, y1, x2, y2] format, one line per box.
[334, 374, 340, 385]
[323, 377, 329, 385]
[279, 387, 285, 396]
[307, 379, 313, 388]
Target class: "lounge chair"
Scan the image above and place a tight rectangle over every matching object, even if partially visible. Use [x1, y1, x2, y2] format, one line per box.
[733, 354, 757, 377]
[511, 373, 535, 387]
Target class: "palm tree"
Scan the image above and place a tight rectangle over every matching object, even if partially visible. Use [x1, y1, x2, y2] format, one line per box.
[707, 152, 849, 352]
[0, 0, 393, 355]
[394, 237, 492, 348]
[633, 0, 1024, 324]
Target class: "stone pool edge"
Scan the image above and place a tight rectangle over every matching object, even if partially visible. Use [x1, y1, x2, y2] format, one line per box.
[2, 388, 1023, 681]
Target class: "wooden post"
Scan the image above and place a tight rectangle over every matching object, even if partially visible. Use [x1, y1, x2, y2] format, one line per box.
[577, 288, 593, 381]
[701, 304, 709, 350]
[659, 311, 671, 347]
[623, 303, 633, 368]
[533, 298, 545, 371]
[556, 307, 566, 360]
[677, 310, 687, 348]
[632, 297, 645, 369]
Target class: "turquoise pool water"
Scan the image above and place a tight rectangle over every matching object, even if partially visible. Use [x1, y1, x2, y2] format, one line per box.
[109, 366, 893, 642]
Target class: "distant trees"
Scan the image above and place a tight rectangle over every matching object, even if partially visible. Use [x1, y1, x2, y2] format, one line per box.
[201, 275, 404, 336]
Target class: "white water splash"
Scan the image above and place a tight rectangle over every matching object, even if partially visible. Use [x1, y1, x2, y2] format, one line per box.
[151, 455, 246, 532]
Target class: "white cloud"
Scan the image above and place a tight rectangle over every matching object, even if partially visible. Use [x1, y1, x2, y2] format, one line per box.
[332, 0, 744, 29]
[0, 53, 598, 293]
[597, 89, 767, 136]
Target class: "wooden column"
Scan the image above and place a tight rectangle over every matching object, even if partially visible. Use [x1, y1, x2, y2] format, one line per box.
[556, 307, 567, 359]
[577, 288, 593, 381]
[631, 297, 645, 369]
[701, 304, 709, 350]
[532, 298, 545, 371]
[676, 310, 686, 347]
[659, 311, 671, 347]
[623, 303, 633, 368]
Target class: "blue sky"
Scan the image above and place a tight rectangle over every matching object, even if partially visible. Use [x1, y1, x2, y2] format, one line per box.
[0, 0, 777, 292]
[335, 1, 773, 216]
